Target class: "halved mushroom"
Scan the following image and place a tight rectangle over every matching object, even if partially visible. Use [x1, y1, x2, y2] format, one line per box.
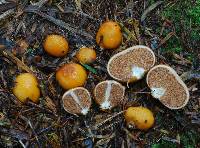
[62, 87, 91, 115]
[107, 45, 156, 82]
[146, 65, 190, 109]
[94, 80, 125, 110]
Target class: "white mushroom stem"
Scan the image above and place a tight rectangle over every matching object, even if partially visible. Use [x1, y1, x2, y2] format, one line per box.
[100, 81, 112, 109]
[131, 66, 145, 80]
[151, 87, 166, 99]
[70, 91, 89, 115]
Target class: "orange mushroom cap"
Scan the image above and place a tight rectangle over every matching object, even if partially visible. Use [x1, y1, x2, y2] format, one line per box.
[125, 107, 155, 130]
[13, 73, 40, 103]
[43, 34, 69, 57]
[96, 21, 122, 49]
[56, 63, 87, 89]
[76, 47, 96, 64]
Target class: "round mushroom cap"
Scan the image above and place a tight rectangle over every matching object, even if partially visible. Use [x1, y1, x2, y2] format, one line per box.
[56, 63, 87, 90]
[43, 34, 69, 57]
[13, 73, 40, 103]
[96, 21, 122, 49]
[125, 107, 154, 130]
[76, 47, 97, 64]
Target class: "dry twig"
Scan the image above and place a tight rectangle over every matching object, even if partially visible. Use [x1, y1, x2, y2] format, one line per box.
[94, 110, 125, 129]
[2, 51, 33, 74]
[24, 6, 93, 39]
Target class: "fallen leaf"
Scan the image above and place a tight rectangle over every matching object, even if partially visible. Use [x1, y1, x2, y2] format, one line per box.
[75, 0, 82, 10]
[119, 22, 138, 42]
[158, 32, 175, 48]
[160, 129, 169, 134]
[16, 39, 29, 54]
[128, 18, 141, 44]
[0, 44, 5, 49]
[141, 1, 163, 22]
[9, 129, 29, 140]
[176, 134, 181, 144]
[2, 51, 33, 74]
[45, 96, 57, 114]
[181, 71, 200, 81]
[82, 63, 97, 74]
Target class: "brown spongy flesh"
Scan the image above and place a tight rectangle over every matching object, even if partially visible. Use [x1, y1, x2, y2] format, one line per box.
[63, 88, 91, 114]
[94, 81, 124, 108]
[74, 89, 91, 109]
[108, 47, 155, 82]
[63, 94, 81, 114]
[147, 67, 188, 108]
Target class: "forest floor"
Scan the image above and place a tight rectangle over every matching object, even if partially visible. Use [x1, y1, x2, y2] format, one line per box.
[0, 0, 200, 147]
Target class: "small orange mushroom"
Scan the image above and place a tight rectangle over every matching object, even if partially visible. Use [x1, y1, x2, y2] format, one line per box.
[56, 63, 87, 89]
[43, 34, 69, 57]
[13, 73, 40, 103]
[124, 107, 154, 130]
[96, 21, 122, 49]
[76, 47, 96, 64]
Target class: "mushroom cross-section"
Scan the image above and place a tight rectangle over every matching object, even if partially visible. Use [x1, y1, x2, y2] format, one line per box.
[107, 45, 156, 82]
[146, 65, 190, 109]
[62, 87, 91, 115]
[94, 80, 125, 110]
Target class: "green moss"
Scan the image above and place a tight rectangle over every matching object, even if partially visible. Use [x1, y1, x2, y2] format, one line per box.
[180, 131, 199, 148]
[152, 131, 200, 148]
[160, 0, 200, 53]
[151, 140, 177, 148]
[160, 36, 183, 53]
[188, 0, 200, 26]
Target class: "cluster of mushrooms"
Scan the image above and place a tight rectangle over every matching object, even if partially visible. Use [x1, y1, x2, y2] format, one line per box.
[13, 21, 190, 130]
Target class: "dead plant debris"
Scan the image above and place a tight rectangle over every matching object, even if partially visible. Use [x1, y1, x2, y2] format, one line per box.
[0, 0, 200, 147]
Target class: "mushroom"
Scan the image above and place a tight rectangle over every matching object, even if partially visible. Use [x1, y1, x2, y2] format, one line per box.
[13, 73, 40, 103]
[43, 34, 69, 57]
[76, 47, 97, 64]
[96, 21, 122, 49]
[146, 65, 190, 109]
[56, 63, 87, 90]
[62, 87, 91, 115]
[94, 80, 125, 110]
[107, 45, 156, 82]
[124, 107, 154, 130]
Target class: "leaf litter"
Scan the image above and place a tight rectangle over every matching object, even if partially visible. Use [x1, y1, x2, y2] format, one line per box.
[0, 0, 200, 147]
